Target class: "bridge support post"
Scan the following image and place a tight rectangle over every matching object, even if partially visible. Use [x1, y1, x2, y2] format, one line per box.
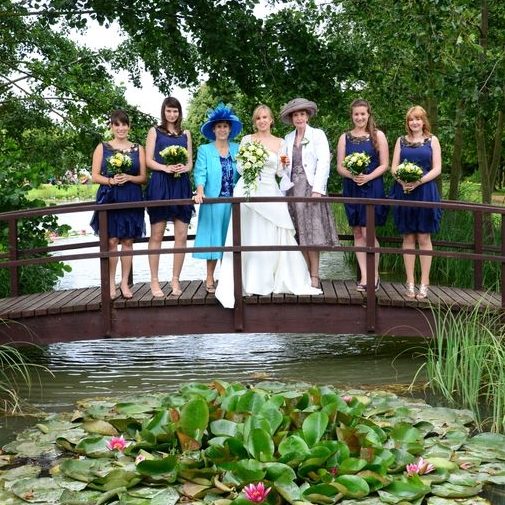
[474, 210, 483, 290]
[8, 218, 19, 297]
[98, 210, 113, 337]
[365, 204, 376, 332]
[232, 201, 244, 331]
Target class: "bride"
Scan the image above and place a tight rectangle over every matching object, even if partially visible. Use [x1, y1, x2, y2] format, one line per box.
[215, 104, 322, 308]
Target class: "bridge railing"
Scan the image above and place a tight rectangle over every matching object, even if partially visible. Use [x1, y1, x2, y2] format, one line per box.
[1, 196, 504, 334]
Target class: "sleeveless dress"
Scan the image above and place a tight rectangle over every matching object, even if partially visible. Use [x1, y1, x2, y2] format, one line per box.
[193, 154, 235, 260]
[342, 133, 388, 227]
[287, 144, 339, 246]
[145, 128, 194, 224]
[216, 136, 322, 308]
[90, 143, 145, 239]
[391, 136, 442, 234]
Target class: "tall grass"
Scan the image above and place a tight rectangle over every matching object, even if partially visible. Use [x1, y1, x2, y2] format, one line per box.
[0, 343, 51, 414]
[425, 302, 505, 432]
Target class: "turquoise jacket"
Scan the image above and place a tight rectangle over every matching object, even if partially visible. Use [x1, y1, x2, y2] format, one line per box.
[193, 142, 240, 196]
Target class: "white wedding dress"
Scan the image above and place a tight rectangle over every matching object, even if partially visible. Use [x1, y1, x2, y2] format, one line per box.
[215, 137, 322, 308]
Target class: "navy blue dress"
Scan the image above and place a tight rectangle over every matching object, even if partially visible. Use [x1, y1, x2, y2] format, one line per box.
[90, 143, 145, 239]
[391, 136, 441, 234]
[145, 128, 194, 224]
[342, 133, 388, 227]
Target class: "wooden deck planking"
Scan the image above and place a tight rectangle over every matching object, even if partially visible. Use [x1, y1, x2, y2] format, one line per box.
[0, 281, 501, 344]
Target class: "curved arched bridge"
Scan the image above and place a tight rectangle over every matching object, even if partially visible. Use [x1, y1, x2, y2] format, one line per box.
[1, 196, 503, 344]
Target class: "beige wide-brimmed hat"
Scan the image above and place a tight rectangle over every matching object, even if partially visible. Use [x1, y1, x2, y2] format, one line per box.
[279, 97, 318, 125]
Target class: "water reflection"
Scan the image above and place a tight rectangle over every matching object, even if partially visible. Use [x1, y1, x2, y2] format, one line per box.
[17, 333, 425, 412]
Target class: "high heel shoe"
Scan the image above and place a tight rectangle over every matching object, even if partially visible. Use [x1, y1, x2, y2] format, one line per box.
[171, 277, 182, 296]
[405, 282, 416, 298]
[416, 284, 429, 300]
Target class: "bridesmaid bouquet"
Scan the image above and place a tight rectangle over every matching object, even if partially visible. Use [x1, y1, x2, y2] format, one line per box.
[342, 152, 371, 176]
[236, 141, 269, 197]
[106, 152, 132, 176]
[159, 145, 188, 178]
[395, 161, 424, 193]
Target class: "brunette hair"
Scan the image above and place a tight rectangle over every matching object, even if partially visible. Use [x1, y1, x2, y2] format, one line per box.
[350, 99, 378, 152]
[160, 96, 183, 134]
[252, 104, 274, 128]
[109, 109, 130, 126]
[405, 105, 431, 136]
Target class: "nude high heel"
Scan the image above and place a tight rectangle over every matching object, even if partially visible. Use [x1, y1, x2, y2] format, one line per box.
[405, 282, 416, 298]
[416, 284, 429, 300]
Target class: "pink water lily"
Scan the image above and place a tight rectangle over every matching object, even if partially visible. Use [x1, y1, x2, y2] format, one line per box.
[243, 482, 271, 503]
[406, 457, 435, 476]
[106, 435, 127, 452]
[459, 461, 473, 470]
[342, 395, 353, 403]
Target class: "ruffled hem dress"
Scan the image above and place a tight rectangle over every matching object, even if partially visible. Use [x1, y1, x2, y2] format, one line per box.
[90, 143, 145, 239]
[145, 128, 194, 225]
[391, 136, 442, 234]
[287, 144, 339, 246]
[342, 132, 388, 227]
[216, 138, 321, 308]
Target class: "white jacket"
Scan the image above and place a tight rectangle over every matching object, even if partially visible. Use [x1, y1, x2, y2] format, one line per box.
[284, 124, 331, 195]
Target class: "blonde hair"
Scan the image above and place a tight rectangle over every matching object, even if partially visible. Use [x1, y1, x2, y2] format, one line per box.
[405, 105, 431, 136]
[252, 104, 274, 129]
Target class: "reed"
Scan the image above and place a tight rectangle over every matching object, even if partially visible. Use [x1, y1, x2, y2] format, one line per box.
[0, 343, 51, 414]
[426, 302, 505, 432]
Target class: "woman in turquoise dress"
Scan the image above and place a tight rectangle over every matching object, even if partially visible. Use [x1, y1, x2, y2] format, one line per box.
[90, 109, 146, 299]
[391, 105, 442, 300]
[192, 103, 242, 293]
[145, 97, 194, 297]
[336, 99, 389, 292]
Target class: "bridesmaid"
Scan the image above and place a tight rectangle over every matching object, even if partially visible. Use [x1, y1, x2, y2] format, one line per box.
[391, 105, 442, 300]
[280, 98, 339, 289]
[336, 99, 389, 291]
[145, 97, 194, 297]
[192, 103, 242, 293]
[90, 109, 146, 299]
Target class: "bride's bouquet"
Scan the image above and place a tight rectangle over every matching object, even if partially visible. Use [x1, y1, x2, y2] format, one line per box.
[106, 152, 133, 176]
[395, 161, 424, 193]
[236, 141, 269, 197]
[159, 145, 188, 178]
[342, 152, 371, 176]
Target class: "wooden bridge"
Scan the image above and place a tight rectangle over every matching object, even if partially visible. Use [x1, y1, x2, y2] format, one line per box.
[1, 196, 504, 345]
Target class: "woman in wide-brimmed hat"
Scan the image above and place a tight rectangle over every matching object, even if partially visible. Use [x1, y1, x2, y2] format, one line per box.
[280, 98, 339, 289]
[192, 103, 243, 293]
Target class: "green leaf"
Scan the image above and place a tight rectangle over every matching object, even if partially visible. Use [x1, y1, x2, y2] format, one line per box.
[246, 428, 275, 462]
[333, 475, 370, 498]
[178, 397, 209, 442]
[210, 419, 242, 438]
[338, 457, 368, 474]
[278, 435, 309, 456]
[136, 456, 177, 479]
[302, 411, 329, 447]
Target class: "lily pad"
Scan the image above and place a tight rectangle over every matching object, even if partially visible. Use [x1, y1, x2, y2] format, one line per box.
[10, 476, 63, 503]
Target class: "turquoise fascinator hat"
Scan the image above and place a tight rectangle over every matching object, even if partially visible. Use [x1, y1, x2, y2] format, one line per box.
[201, 103, 243, 141]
